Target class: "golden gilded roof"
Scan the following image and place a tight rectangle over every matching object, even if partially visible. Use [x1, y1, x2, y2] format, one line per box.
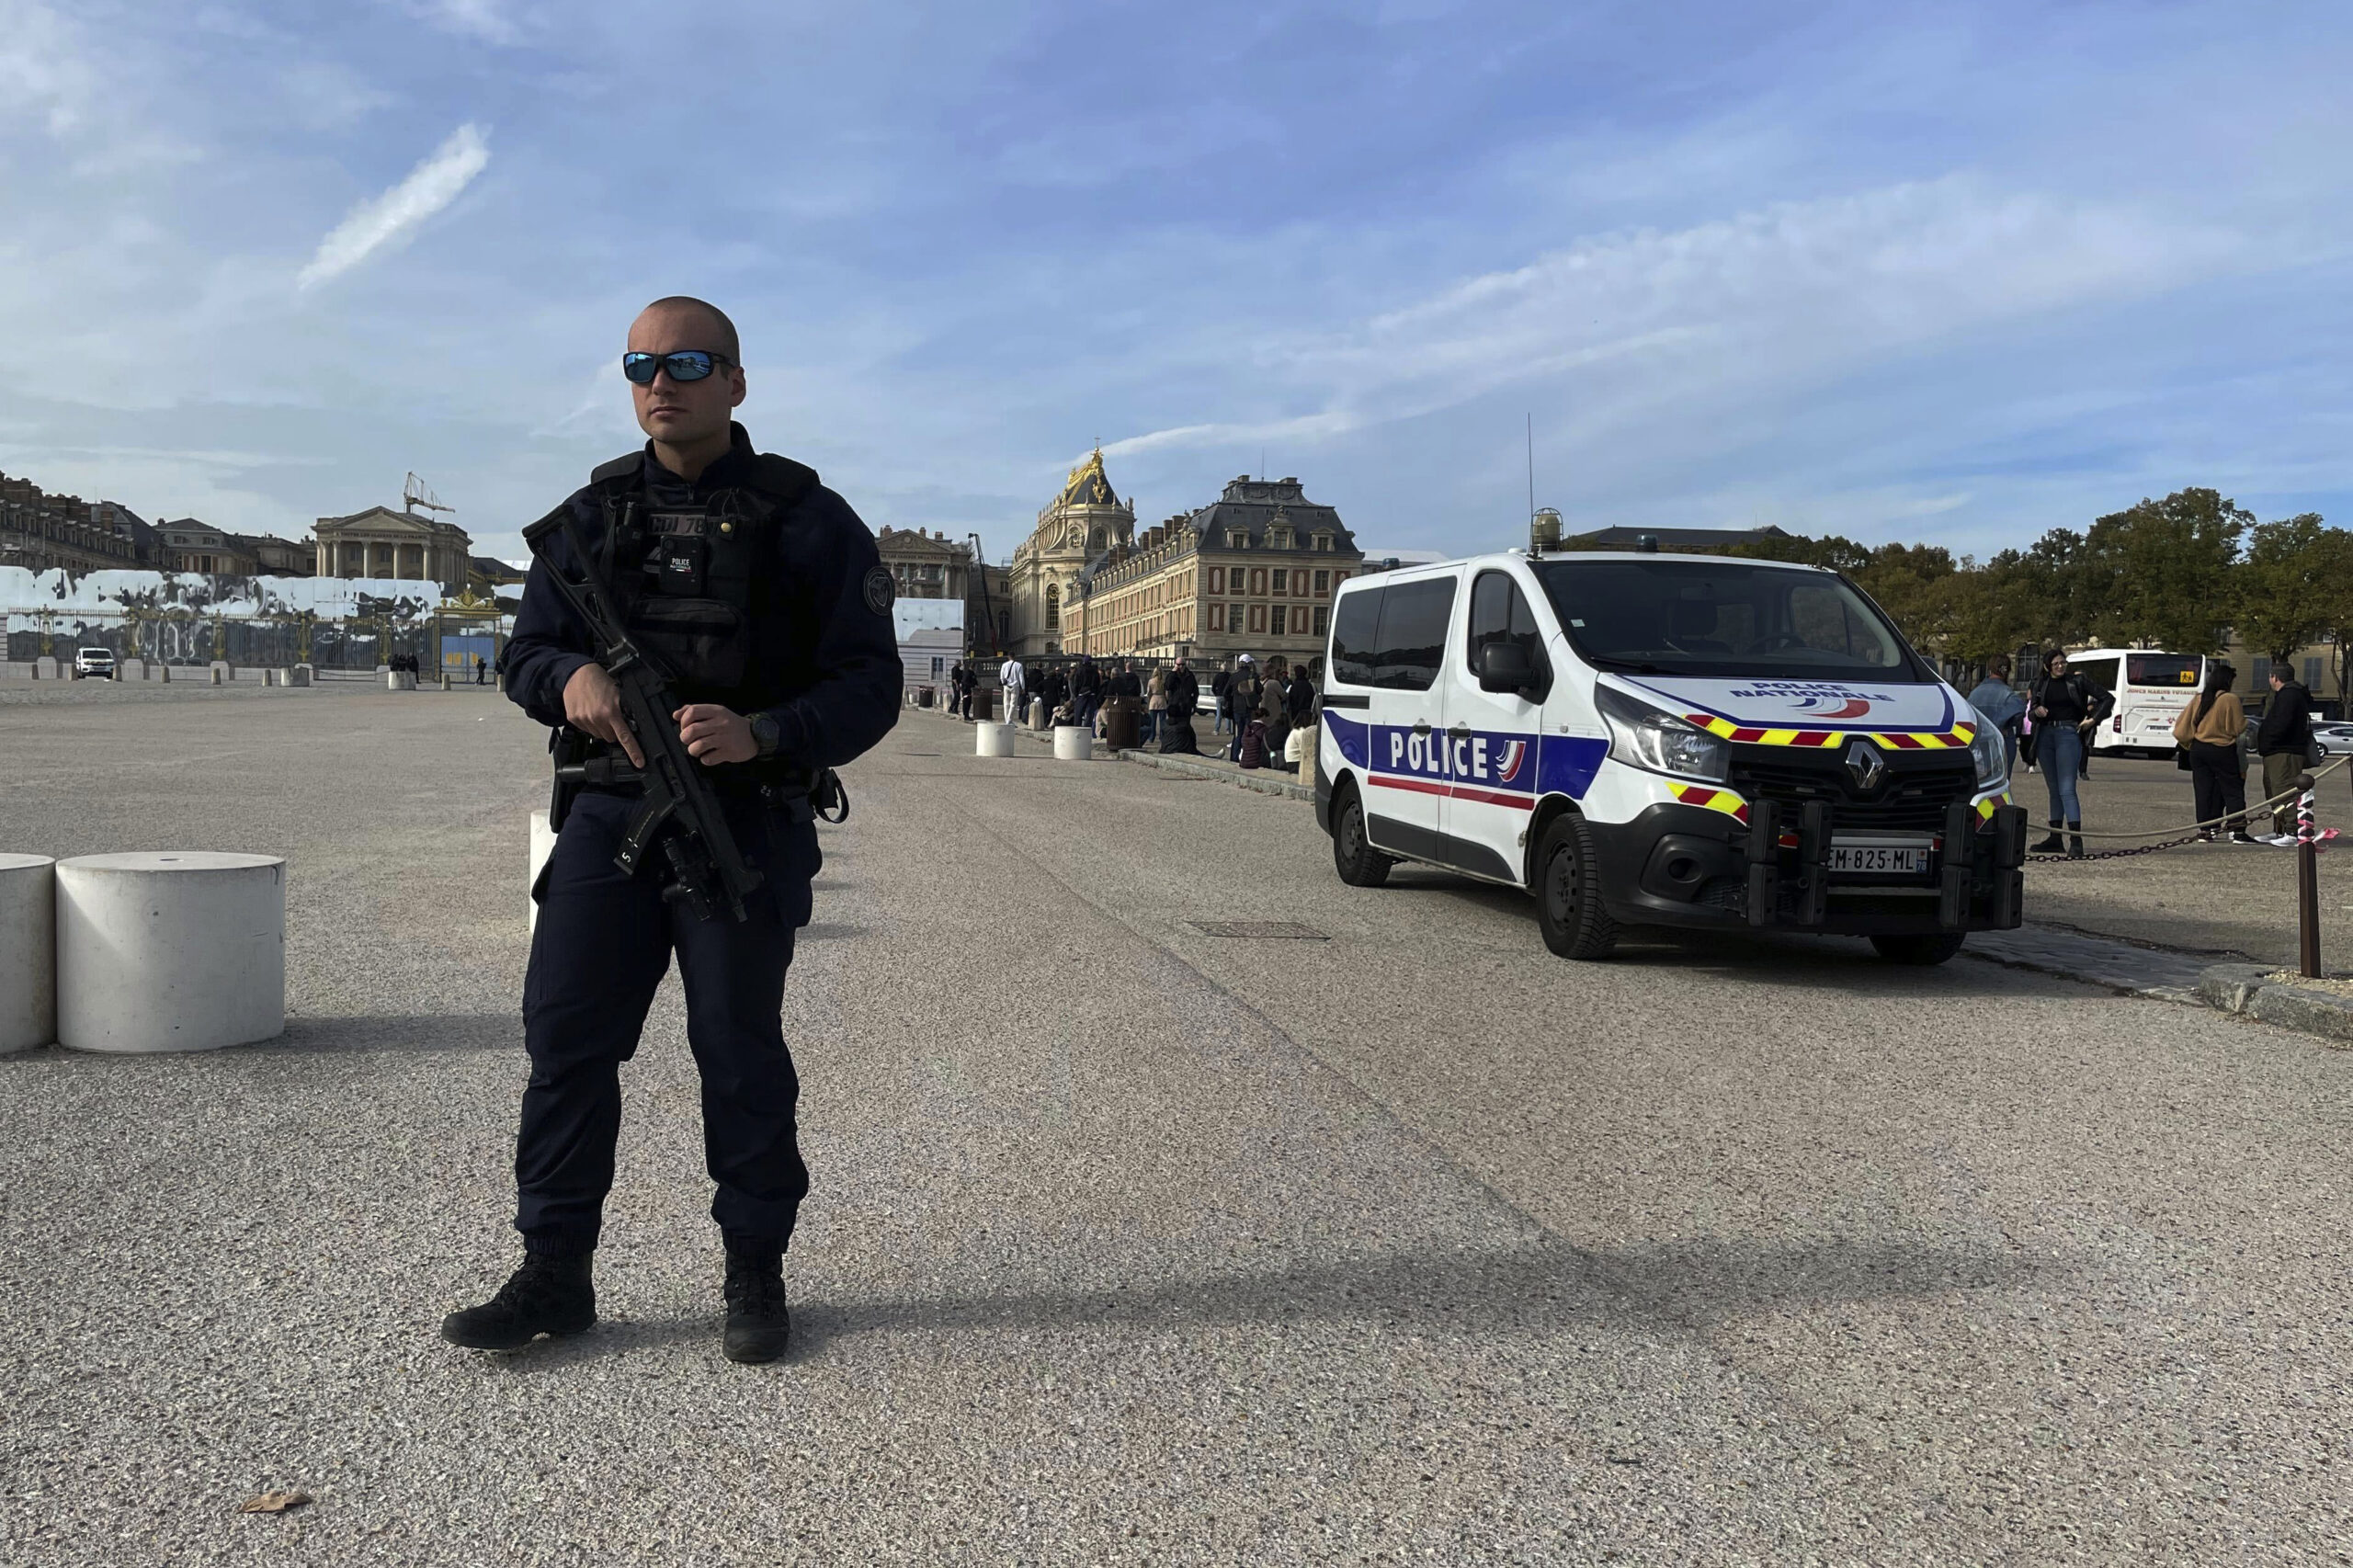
[1058, 448, 1119, 508]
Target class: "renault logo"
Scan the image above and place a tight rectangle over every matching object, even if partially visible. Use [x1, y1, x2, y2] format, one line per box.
[1844, 739, 1885, 791]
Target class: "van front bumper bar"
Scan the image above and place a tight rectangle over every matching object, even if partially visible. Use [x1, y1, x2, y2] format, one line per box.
[1739, 799, 2028, 933]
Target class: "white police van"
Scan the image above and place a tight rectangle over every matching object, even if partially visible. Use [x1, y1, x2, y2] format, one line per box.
[1313, 549, 2027, 964]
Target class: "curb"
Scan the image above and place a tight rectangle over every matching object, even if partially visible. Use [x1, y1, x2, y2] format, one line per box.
[1110, 747, 1315, 801]
[2196, 962, 2353, 1045]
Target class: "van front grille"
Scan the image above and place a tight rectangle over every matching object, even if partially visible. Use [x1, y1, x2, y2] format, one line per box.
[1729, 748, 1975, 835]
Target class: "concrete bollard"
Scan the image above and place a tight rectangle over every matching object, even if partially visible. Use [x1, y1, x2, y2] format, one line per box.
[55, 852, 286, 1053]
[1052, 726, 1095, 762]
[1029, 698, 1048, 730]
[1, 855, 57, 1053]
[290, 664, 313, 687]
[35, 656, 58, 679]
[385, 670, 416, 691]
[528, 809, 556, 933]
[209, 661, 229, 685]
[975, 722, 1017, 757]
[118, 658, 144, 681]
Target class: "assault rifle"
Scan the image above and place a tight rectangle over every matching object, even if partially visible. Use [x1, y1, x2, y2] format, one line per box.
[521, 502, 764, 923]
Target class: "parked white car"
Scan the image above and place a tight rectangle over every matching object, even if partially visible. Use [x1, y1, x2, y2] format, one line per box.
[72, 647, 117, 680]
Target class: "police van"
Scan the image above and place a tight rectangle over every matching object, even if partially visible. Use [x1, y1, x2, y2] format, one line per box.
[1313, 549, 2027, 964]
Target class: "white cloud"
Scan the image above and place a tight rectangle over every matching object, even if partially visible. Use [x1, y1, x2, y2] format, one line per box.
[1100, 176, 2252, 463]
[0, 0, 96, 134]
[296, 122, 491, 290]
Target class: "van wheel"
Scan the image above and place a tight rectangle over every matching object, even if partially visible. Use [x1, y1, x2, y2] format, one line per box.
[1870, 933, 1966, 965]
[1332, 784, 1393, 888]
[1536, 814, 1617, 960]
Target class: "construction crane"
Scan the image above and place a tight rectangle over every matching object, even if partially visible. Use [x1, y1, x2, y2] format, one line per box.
[967, 532, 1004, 655]
[403, 473, 455, 517]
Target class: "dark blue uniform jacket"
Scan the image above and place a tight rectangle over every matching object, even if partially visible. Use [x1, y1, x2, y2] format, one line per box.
[505, 426, 902, 779]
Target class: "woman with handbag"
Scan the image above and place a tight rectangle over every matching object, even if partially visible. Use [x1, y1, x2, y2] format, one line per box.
[2172, 662, 2258, 844]
[2028, 650, 2110, 857]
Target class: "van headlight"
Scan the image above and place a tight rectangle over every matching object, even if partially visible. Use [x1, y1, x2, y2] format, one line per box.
[1968, 722, 2006, 790]
[1596, 686, 1730, 784]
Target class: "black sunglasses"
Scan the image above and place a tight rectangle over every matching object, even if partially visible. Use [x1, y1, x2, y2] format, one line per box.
[621, 349, 733, 385]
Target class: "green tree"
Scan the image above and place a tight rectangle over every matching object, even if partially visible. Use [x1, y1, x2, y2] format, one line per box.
[2077, 489, 2248, 653]
[2234, 513, 2343, 664]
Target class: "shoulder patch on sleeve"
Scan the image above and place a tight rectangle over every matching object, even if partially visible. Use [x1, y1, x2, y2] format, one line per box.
[862, 565, 895, 616]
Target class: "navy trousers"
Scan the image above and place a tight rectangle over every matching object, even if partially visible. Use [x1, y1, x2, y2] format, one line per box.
[516, 789, 816, 1256]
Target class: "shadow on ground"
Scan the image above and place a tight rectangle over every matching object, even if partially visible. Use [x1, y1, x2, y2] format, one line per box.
[483, 1234, 2049, 1370]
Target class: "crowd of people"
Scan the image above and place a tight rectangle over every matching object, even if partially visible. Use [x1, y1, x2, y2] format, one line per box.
[938, 652, 1323, 772]
[1965, 650, 2323, 856]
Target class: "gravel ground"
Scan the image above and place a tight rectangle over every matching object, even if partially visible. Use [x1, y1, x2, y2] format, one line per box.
[2, 686, 2350, 1564]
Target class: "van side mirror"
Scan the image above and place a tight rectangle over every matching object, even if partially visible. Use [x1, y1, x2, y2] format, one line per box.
[1477, 641, 1536, 694]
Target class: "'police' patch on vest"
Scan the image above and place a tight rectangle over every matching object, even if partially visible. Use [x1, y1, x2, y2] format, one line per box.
[863, 566, 894, 615]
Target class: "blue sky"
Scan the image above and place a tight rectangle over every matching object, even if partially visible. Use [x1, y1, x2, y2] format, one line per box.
[3, 0, 2349, 564]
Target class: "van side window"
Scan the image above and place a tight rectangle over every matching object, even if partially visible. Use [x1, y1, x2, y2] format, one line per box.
[1467, 572, 1546, 674]
[1370, 577, 1456, 691]
[1330, 587, 1384, 686]
[2072, 657, 2120, 693]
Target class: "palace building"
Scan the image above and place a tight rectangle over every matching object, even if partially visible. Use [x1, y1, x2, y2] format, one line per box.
[1006, 449, 1134, 656]
[312, 504, 472, 594]
[1064, 474, 1363, 666]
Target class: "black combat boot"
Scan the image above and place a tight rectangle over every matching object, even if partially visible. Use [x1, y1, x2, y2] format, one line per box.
[440, 1252, 596, 1349]
[2066, 821, 2085, 859]
[722, 1252, 792, 1365]
[2031, 818, 2065, 853]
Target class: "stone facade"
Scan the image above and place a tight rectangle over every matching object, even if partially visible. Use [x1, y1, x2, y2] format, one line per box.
[1065, 475, 1363, 668]
[875, 526, 972, 602]
[313, 505, 472, 595]
[1006, 449, 1134, 656]
[158, 519, 257, 575]
[0, 475, 143, 575]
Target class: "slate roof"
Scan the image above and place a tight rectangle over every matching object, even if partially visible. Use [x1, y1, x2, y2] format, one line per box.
[1181, 476, 1355, 552]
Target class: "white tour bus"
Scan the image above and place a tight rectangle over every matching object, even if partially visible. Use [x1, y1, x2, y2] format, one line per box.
[1314, 550, 2026, 965]
[2062, 647, 2207, 756]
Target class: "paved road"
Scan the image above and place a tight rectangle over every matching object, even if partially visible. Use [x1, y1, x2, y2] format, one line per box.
[3, 687, 2349, 1564]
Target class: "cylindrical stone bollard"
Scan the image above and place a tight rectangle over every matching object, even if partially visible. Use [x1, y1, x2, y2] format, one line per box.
[975, 722, 1017, 757]
[1053, 726, 1094, 762]
[0, 855, 57, 1053]
[529, 809, 556, 933]
[55, 852, 286, 1053]
[290, 665, 312, 687]
[1029, 697, 1048, 730]
[119, 658, 145, 682]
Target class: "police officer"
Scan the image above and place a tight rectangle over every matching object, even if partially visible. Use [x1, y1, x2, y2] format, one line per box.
[442, 296, 900, 1364]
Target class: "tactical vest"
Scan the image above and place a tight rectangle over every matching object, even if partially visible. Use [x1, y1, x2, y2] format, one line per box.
[584, 448, 818, 703]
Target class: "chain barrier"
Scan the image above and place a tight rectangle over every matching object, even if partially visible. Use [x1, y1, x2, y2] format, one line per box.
[2017, 748, 2350, 864]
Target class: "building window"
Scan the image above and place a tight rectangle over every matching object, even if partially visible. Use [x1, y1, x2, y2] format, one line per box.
[1208, 566, 1224, 594]
[1270, 606, 1287, 636]
[1313, 606, 1329, 637]
[1313, 569, 1329, 596]
[1249, 604, 1267, 634]
[1229, 602, 1244, 631]
[1210, 604, 1225, 631]
[2306, 656, 2325, 689]
[1045, 582, 1060, 631]
[1271, 568, 1287, 594]
[1271, 529, 1292, 550]
[1228, 530, 1248, 549]
[1314, 533, 1334, 551]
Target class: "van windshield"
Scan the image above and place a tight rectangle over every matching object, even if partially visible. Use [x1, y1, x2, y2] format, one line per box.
[1530, 559, 1930, 681]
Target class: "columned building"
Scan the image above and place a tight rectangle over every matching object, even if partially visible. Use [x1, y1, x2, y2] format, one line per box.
[313, 505, 472, 594]
[1006, 449, 1133, 656]
[1065, 474, 1363, 669]
[874, 526, 972, 602]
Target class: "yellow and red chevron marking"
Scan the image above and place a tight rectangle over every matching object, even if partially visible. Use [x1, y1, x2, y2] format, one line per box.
[1672, 784, 1750, 824]
[1974, 790, 2013, 822]
[1682, 714, 1976, 750]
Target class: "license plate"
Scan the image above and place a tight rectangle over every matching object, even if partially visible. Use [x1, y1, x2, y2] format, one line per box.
[1829, 844, 1928, 874]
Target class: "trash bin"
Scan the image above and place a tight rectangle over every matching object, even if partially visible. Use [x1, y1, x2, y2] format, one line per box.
[1102, 698, 1140, 751]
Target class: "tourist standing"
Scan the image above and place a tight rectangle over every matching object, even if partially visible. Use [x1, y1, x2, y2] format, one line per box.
[2174, 663, 2257, 845]
[2256, 665, 2317, 844]
[998, 652, 1025, 726]
[2028, 650, 2109, 858]
[1965, 654, 2025, 771]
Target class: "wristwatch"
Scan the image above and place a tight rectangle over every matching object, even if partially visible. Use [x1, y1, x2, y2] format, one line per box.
[748, 711, 781, 757]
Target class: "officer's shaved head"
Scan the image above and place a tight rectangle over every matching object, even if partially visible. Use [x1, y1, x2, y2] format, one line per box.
[639, 295, 740, 363]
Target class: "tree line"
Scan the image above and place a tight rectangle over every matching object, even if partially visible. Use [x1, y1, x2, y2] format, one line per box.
[1660, 489, 2347, 692]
